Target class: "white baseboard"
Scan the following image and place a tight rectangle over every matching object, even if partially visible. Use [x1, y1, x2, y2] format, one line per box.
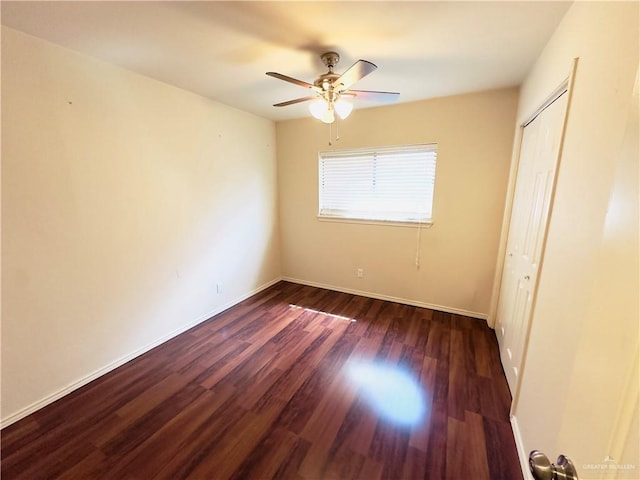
[0, 277, 281, 429]
[281, 276, 488, 320]
[511, 415, 534, 480]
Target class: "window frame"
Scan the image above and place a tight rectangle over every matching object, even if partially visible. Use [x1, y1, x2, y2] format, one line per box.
[317, 143, 438, 227]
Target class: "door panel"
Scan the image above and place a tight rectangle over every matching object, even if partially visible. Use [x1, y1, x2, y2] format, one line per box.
[496, 92, 568, 394]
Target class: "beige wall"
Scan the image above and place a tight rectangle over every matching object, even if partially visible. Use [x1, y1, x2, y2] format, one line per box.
[1, 27, 281, 424]
[507, 2, 639, 478]
[277, 88, 519, 318]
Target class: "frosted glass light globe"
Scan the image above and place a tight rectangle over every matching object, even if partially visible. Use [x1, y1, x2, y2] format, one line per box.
[309, 98, 335, 124]
[334, 99, 353, 119]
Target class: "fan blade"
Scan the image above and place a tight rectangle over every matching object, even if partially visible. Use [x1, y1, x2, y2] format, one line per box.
[332, 60, 377, 90]
[266, 72, 320, 91]
[273, 96, 317, 107]
[343, 89, 400, 103]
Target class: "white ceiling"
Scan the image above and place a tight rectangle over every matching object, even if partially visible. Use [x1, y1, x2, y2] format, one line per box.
[1, 1, 571, 121]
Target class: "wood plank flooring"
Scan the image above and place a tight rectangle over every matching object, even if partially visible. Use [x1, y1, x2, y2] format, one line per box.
[1, 281, 523, 479]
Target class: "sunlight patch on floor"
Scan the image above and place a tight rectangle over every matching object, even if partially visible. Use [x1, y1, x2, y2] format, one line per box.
[288, 304, 357, 322]
[344, 360, 427, 426]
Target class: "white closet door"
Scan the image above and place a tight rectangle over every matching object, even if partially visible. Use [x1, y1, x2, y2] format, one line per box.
[496, 91, 568, 395]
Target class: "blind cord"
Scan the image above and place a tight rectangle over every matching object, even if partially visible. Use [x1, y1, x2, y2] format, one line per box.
[415, 222, 422, 269]
[415, 221, 433, 270]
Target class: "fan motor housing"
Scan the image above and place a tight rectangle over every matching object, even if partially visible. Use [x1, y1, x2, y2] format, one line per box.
[314, 72, 341, 90]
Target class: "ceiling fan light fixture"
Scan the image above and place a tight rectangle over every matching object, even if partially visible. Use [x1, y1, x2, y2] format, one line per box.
[270, 51, 398, 131]
[334, 98, 353, 119]
[309, 98, 335, 123]
[321, 108, 335, 124]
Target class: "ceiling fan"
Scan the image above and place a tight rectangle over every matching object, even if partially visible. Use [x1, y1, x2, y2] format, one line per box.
[266, 52, 400, 124]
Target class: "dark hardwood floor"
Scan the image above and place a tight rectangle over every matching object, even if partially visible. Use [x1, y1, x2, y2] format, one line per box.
[1, 281, 523, 479]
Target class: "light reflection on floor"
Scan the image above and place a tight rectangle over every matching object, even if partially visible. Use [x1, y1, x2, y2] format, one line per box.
[288, 304, 357, 322]
[344, 360, 427, 427]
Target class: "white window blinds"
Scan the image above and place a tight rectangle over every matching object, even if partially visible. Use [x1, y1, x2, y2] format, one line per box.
[318, 144, 437, 223]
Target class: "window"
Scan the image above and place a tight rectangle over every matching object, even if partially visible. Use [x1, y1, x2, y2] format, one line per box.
[318, 144, 437, 224]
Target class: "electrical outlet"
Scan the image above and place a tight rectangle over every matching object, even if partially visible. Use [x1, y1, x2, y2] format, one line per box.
[356, 268, 364, 278]
[216, 282, 223, 294]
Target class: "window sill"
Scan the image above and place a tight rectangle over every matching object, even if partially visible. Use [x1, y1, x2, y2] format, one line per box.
[317, 215, 434, 228]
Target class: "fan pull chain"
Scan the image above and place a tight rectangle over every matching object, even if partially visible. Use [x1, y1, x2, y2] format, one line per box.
[327, 118, 342, 146]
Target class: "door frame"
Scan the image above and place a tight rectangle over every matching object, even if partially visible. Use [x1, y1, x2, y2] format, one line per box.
[488, 59, 579, 412]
